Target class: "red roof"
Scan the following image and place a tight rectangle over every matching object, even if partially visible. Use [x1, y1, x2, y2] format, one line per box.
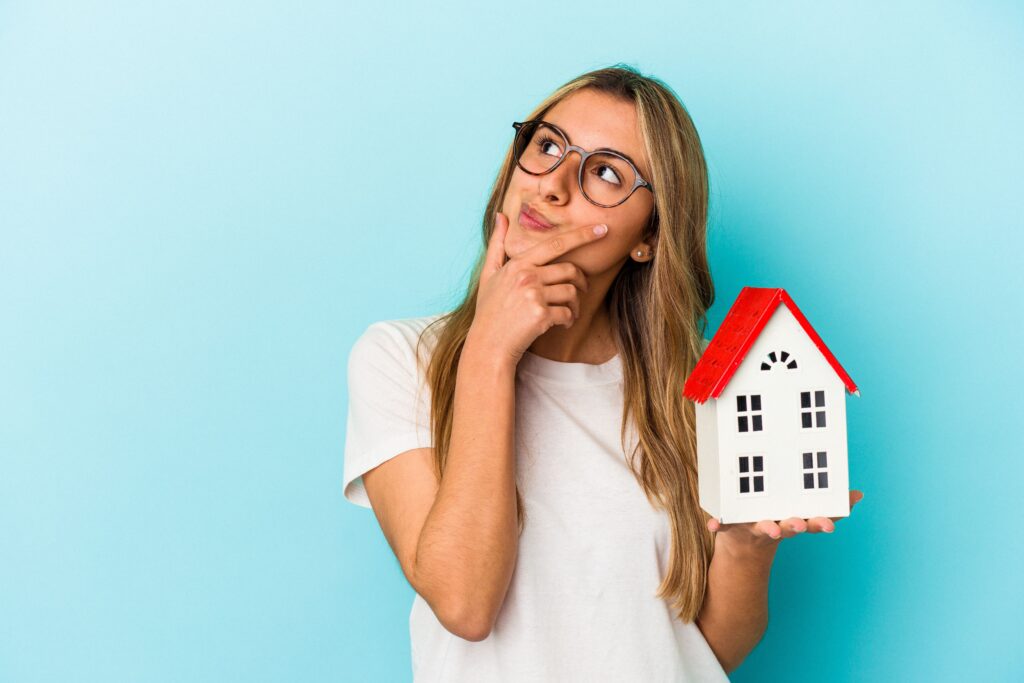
[683, 287, 859, 403]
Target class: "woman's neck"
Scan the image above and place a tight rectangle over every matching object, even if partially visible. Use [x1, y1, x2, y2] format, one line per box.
[527, 307, 618, 364]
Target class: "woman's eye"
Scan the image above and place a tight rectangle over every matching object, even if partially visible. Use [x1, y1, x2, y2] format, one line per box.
[595, 164, 621, 186]
[536, 136, 562, 157]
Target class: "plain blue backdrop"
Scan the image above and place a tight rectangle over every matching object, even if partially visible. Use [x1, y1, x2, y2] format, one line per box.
[2, 1, 1022, 681]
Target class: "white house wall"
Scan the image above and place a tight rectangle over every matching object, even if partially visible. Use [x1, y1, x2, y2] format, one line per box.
[695, 395, 720, 518]
[715, 303, 851, 523]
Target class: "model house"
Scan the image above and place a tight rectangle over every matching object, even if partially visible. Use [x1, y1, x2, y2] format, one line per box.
[683, 287, 860, 524]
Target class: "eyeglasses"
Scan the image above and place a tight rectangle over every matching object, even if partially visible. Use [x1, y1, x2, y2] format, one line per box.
[511, 120, 654, 208]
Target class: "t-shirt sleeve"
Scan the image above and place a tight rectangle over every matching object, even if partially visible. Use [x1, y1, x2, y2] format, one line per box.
[342, 321, 433, 509]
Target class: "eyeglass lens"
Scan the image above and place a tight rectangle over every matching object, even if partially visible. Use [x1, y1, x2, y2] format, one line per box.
[514, 121, 637, 207]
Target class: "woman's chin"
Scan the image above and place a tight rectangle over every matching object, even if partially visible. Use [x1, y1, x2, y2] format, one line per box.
[506, 231, 537, 259]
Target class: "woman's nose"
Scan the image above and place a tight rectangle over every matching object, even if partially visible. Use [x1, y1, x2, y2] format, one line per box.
[537, 150, 581, 199]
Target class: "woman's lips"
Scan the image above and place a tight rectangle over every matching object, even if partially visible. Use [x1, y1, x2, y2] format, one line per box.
[519, 207, 554, 231]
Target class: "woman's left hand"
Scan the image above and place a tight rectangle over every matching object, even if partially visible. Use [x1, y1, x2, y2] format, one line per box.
[706, 490, 865, 546]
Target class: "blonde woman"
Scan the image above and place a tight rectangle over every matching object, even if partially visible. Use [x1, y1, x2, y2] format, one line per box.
[343, 64, 862, 681]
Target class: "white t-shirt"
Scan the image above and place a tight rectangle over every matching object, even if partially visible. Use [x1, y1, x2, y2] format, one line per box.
[343, 314, 729, 682]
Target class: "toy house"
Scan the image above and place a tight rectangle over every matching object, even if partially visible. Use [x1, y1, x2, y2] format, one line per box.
[683, 287, 860, 524]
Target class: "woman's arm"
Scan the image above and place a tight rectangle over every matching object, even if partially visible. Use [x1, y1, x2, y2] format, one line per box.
[410, 216, 601, 641]
[412, 336, 519, 641]
[696, 493, 862, 672]
[695, 536, 778, 673]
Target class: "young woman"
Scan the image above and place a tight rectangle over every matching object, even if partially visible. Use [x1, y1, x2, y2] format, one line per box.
[343, 64, 863, 681]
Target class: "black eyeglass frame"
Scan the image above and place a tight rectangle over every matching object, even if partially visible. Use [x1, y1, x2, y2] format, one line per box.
[511, 120, 655, 208]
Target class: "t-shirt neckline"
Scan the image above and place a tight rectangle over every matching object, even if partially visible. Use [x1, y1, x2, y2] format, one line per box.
[517, 349, 623, 385]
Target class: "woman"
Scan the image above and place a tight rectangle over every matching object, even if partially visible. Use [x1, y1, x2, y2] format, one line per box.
[343, 64, 863, 681]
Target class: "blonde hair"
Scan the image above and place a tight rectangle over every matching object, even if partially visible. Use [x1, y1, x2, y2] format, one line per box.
[413, 64, 716, 622]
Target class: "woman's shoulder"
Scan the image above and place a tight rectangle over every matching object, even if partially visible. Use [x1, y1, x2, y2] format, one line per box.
[360, 312, 448, 348]
[351, 312, 449, 368]
[366, 311, 447, 336]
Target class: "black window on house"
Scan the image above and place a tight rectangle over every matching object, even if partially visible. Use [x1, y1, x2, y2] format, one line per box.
[739, 455, 765, 494]
[736, 394, 763, 433]
[800, 390, 826, 429]
[801, 450, 829, 489]
[760, 350, 799, 371]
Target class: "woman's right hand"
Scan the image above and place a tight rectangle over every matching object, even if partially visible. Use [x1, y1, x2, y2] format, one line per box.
[467, 211, 609, 366]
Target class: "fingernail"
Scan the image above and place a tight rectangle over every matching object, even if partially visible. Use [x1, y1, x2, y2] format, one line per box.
[593, 224, 607, 235]
[823, 525, 834, 533]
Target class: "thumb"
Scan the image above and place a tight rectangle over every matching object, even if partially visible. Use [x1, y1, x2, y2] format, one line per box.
[482, 211, 510, 279]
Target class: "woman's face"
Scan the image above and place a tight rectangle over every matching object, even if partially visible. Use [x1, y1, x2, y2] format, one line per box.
[500, 89, 656, 274]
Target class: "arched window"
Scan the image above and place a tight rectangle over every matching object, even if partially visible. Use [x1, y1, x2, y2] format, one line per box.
[760, 350, 798, 371]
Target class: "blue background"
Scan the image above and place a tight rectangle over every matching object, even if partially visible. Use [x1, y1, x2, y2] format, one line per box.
[2, 1, 1021, 681]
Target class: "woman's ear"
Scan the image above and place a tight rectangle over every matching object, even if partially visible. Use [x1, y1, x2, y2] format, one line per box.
[629, 240, 656, 263]
[631, 207, 658, 263]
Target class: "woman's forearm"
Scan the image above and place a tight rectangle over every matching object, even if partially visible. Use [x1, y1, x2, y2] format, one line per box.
[413, 338, 519, 641]
[696, 536, 779, 673]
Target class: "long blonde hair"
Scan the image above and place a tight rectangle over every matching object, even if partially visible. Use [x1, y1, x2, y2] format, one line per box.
[413, 64, 716, 622]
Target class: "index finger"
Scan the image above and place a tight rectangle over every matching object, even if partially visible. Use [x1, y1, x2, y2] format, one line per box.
[480, 211, 511, 285]
[516, 223, 608, 266]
